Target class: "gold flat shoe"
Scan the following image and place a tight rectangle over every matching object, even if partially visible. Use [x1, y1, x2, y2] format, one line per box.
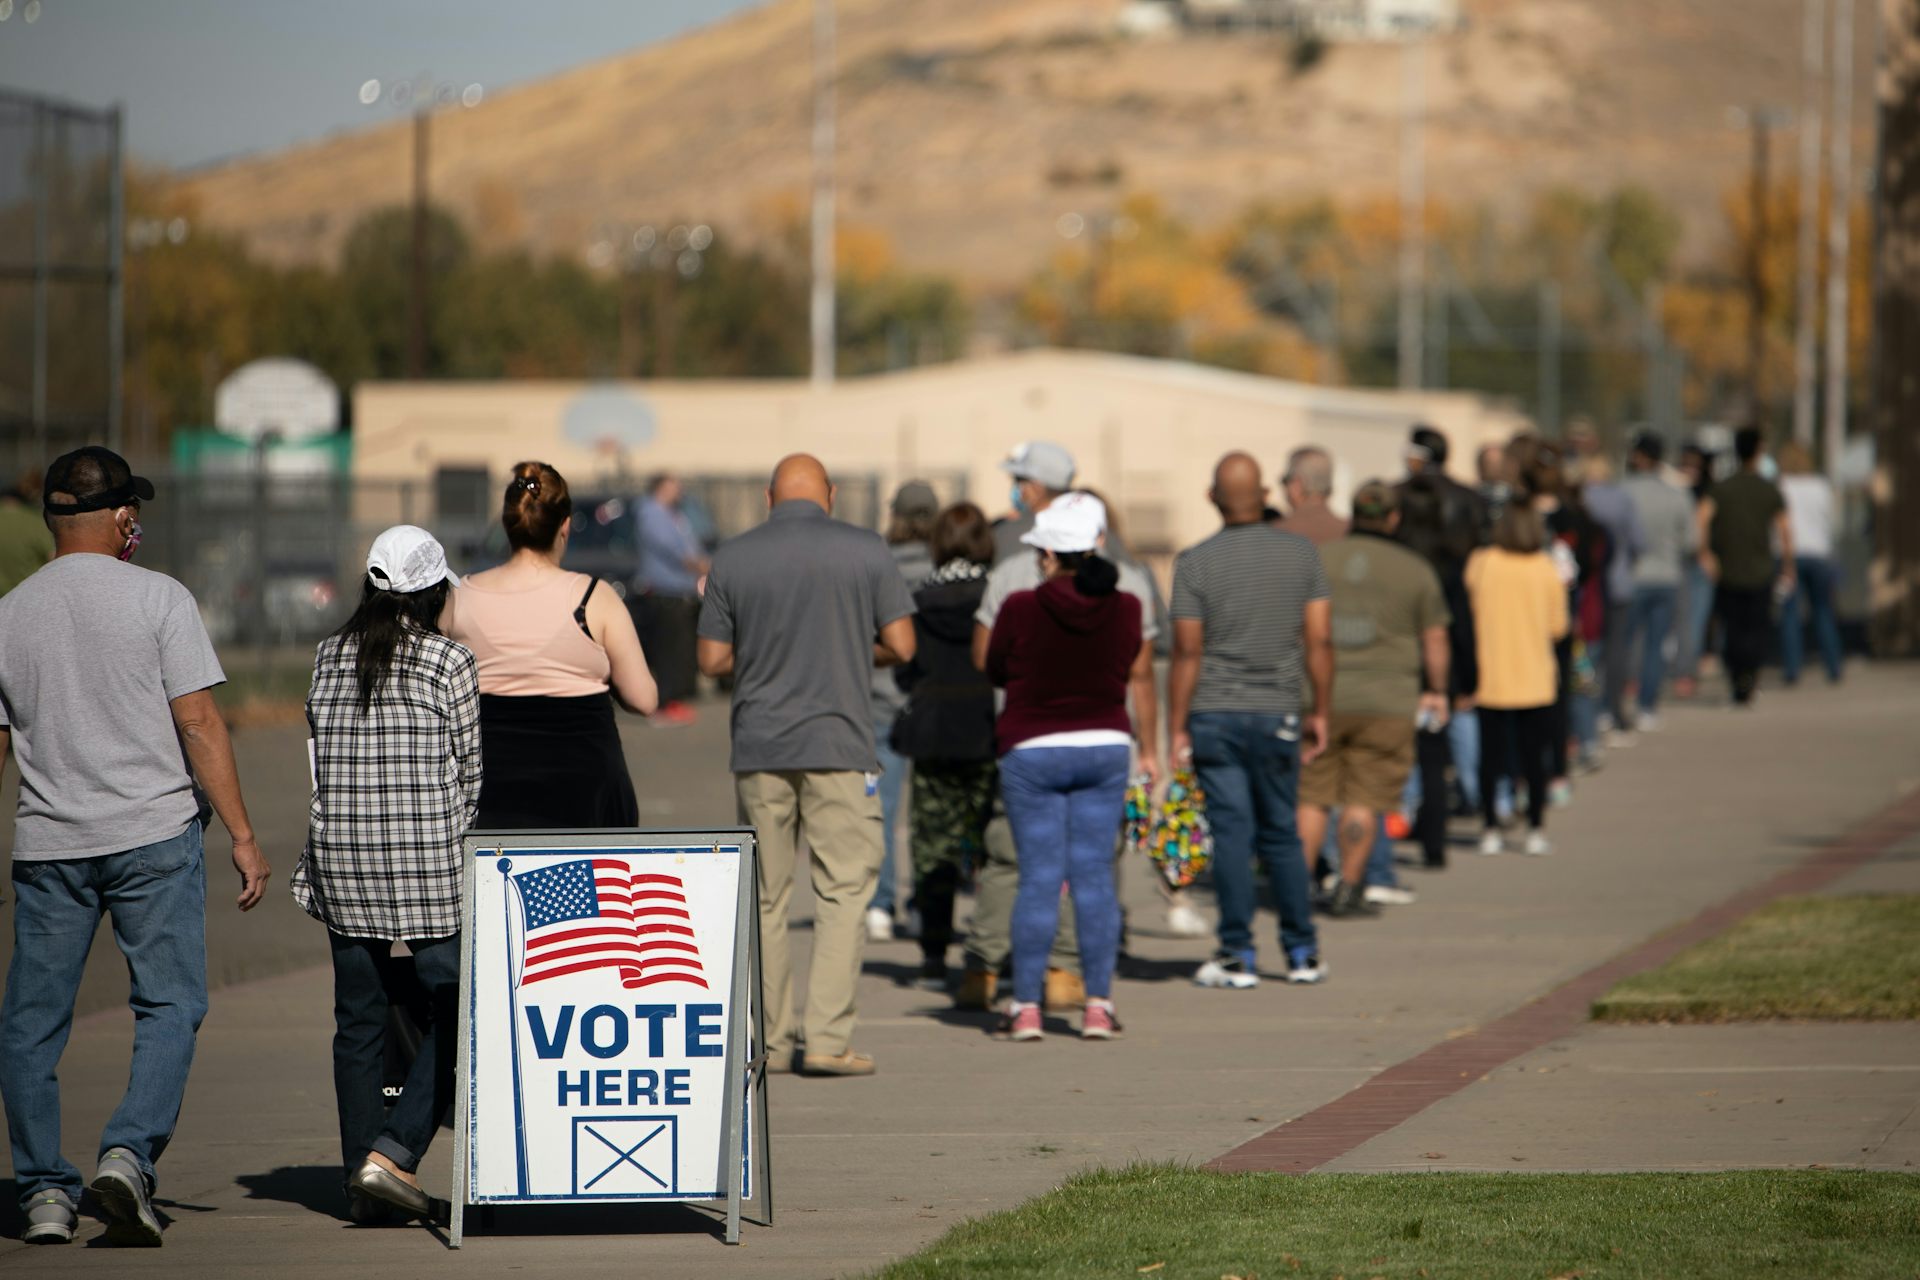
[349, 1159, 432, 1219]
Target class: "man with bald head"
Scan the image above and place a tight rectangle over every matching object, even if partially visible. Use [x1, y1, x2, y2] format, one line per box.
[698, 454, 917, 1077]
[1168, 452, 1332, 989]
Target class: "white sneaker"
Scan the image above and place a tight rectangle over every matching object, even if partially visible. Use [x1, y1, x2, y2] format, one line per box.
[1606, 729, 1637, 749]
[1165, 902, 1210, 937]
[1363, 884, 1417, 906]
[1193, 956, 1260, 990]
[864, 907, 894, 943]
[1523, 831, 1553, 856]
[1637, 712, 1663, 733]
[1477, 829, 1506, 856]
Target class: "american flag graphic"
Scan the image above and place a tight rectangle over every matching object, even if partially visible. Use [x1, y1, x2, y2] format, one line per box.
[512, 858, 707, 990]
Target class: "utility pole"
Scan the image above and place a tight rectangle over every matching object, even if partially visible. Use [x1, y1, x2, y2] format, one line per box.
[1870, 0, 1920, 654]
[409, 108, 429, 380]
[359, 77, 481, 381]
[1742, 107, 1784, 420]
[1397, 33, 1426, 391]
[1824, 0, 1856, 478]
[1793, 0, 1826, 448]
[810, 0, 837, 388]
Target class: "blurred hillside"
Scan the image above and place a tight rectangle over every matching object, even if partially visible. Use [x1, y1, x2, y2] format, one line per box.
[171, 0, 1875, 290]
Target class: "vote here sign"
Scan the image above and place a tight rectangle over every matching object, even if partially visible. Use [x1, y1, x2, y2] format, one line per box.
[460, 836, 754, 1207]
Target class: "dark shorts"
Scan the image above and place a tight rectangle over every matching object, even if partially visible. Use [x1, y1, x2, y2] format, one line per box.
[1300, 713, 1416, 811]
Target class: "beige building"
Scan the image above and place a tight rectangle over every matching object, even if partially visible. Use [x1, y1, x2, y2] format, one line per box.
[351, 349, 1524, 559]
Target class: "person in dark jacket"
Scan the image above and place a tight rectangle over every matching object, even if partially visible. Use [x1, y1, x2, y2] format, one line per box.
[985, 493, 1151, 1043]
[1397, 473, 1479, 870]
[893, 504, 998, 990]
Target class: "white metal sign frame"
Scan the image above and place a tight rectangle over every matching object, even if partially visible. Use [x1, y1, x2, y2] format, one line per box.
[450, 827, 772, 1246]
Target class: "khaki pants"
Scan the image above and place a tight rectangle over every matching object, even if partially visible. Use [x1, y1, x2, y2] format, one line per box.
[963, 786, 1080, 976]
[737, 770, 884, 1060]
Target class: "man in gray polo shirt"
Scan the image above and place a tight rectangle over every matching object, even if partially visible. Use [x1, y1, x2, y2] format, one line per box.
[697, 454, 916, 1077]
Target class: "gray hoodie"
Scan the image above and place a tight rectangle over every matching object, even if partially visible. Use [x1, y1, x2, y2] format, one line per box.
[1624, 472, 1697, 588]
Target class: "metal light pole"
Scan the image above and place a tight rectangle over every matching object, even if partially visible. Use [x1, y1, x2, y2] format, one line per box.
[1792, 0, 1826, 448]
[360, 76, 482, 379]
[1738, 106, 1788, 419]
[1823, 0, 1856, 477]
[810, 0, 837, 389]
[1397, 32, 1426, 392]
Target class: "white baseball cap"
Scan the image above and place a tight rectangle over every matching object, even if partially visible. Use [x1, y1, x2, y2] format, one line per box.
[1020, 491, 1107, 554]
[366, 525, 460, 594]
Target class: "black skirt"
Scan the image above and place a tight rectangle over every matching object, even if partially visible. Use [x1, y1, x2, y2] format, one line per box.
[475, 692, 639, 830]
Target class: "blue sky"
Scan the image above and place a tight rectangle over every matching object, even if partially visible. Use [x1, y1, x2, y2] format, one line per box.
[0, 0, 764, 168]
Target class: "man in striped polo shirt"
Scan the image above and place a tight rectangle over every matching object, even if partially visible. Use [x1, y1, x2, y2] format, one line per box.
[1168, 451, 1332, 987]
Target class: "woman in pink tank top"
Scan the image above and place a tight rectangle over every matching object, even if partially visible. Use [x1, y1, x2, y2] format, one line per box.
[443, 462, 659, 827]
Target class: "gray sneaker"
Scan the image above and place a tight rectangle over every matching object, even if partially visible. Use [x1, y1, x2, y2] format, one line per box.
[91, 1148, 163, 1247]
[22, 1190, 77, 1244]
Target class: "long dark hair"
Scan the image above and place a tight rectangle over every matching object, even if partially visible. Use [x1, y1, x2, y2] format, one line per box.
[335, 578, 453, 713]
[1052, 550, 1120, 596]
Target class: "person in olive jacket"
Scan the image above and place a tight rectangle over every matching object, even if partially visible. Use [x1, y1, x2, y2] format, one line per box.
[891, 503, 999, 991]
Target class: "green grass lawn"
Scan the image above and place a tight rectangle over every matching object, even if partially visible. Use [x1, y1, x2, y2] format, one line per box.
[1591, 894, 1920, 1022]
[869, 1165, 1920, 1280]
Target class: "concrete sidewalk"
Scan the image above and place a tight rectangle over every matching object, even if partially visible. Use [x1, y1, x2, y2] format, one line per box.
[4, 668, 1920, 1275]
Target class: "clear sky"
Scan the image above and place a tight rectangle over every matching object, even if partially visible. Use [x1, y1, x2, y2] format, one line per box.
[0, 0, 764, 169]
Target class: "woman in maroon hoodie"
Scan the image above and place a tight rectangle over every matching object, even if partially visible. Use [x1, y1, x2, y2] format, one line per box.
[985, 492, 1151, 1042]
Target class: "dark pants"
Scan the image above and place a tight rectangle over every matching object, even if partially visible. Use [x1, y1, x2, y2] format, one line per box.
[1602, 597, 1633, 726]
[1550, 637, 1574, 778]
[1716, 585, 1774, 704]
[642, 593, 702, 705]
[1781, 556, 1844, 684]
[1189, 712, 1318, 960]
[329, 932, 458, 1182]
[1412, 725, 1451, 867]
[1479, 706, 1552, 831]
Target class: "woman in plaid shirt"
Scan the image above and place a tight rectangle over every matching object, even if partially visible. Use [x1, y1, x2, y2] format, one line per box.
[291, 526, 481, 1226]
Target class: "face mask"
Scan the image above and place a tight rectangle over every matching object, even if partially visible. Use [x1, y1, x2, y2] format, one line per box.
[1010, 483, 1030, 517]
[1758, 456, 1779, 481]
[118, 520, 143, 563]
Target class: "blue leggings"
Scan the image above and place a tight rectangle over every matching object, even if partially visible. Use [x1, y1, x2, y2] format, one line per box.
[999, 744, 1130, 1005]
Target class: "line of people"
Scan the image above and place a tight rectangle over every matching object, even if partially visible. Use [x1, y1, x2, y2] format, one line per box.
[0, 422, 1842, 1243]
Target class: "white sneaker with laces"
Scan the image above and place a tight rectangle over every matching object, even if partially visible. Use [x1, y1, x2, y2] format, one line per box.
[1193, 956, 1259, 990]
[1523, 830, 1553, 856]
[864, 907, 894, 943]
[1363, 884, 1417, 906]
[1477, 829, 1505, 856]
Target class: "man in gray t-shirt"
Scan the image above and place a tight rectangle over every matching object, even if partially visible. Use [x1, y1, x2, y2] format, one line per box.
[1622, 433, 1698, 726]
[0, 446, 268, 1246]
[697, 454, 916, 1078]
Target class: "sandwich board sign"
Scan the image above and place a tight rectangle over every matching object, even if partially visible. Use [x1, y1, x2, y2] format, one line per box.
[452, 828, 771, 1246]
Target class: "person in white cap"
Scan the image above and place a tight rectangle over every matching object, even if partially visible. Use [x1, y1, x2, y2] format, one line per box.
[984, 493, 1152, 1041]
[963, 449, 1164, 1011]
[291, 524, 482, 1227]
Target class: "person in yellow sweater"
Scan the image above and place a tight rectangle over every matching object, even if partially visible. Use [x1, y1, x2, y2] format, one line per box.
[1464, 505, 1569, 856]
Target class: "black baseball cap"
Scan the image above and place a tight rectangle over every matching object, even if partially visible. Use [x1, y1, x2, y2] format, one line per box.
[43, 446, 155, 516]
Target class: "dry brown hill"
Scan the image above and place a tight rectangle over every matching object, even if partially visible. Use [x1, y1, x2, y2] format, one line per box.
[174, 0, 1873, 290]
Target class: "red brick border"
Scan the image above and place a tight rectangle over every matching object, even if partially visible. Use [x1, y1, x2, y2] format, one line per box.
[1209, 783, 1920, 1174]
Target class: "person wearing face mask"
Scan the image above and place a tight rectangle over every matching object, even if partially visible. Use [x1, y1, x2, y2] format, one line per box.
[0, 447, 270, 1247]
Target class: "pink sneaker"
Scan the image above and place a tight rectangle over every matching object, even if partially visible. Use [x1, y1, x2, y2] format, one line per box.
[1080, 1000, 1122, 1041]
[998, 1002, 1043, 1042]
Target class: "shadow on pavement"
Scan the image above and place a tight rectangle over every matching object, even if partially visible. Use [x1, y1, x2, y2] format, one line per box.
[237, 1165, 347, 1222]
[472, 1201, 727, 1240]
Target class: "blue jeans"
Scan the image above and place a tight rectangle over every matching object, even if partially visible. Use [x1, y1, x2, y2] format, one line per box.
[1189, 712, 1318, 961]
[1781, 556, 1843, 684]
[1, 824, 208, 1210]
[999, 745, 1129, 1005]
[1679, 559, 1716, 678]
[869, 710, 908, 915]
[328, 931, 459, 1180]
[1626, 584, 1679, 713]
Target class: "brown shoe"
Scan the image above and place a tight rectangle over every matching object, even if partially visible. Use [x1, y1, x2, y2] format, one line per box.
[954, 969, 998, 1010]
[1044, 967, 1086, 1011]
[800, 1049, 876, 1077]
